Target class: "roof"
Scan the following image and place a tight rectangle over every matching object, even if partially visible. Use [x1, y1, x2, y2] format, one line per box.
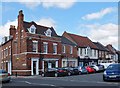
[65, 32, 98, 49]
[23, 21, 58, 37]
[60, 36, 77, 46]
[106, 44, 117, 54]
[93, 42, 108, 51]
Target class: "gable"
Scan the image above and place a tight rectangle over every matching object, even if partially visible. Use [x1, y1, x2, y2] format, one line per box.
[28, 25, 36, 34]
[44, 28, 52, 37]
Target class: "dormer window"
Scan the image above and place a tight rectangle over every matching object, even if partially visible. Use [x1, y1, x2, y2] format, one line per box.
[44, 29, 52, 37]
[28, 25, 36, 34]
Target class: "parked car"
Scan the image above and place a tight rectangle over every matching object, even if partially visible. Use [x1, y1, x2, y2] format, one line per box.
[41, 68, 68, 77]
[103, 63, 120, 81]
[90, 65, 99, 72]
[77, 66, 88, 74]
[63, 67, 79, 76]
[0, 69, 11, 83]
[85, 66, 95, 73]
[96, 64, 104, 72]
[90, 64, 104, 72]
[99, 60, 115, 69]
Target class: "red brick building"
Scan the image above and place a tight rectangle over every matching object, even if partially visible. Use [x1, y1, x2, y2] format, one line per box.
[0, 10, 78, 76]
[63, 32, 99, 66]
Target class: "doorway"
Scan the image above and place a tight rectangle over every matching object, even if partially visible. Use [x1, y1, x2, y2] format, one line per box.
[31, 59, 39, 75]
[33, 61, 37, 75]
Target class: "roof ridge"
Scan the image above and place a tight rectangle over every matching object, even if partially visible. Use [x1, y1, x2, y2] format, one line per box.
[66, 32, 87, 38]
[23, 21, 50, 28]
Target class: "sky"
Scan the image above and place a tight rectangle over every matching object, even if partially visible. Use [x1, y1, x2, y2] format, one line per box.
[0, 0, 119, 49]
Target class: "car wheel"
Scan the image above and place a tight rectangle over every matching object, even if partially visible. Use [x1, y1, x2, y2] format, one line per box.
[103, 76, 107, 81]
[41, 73, 45, 77]
[6, 80, 10, 83]
[55, 73, 58, 77]
[79, 71, 82, 75]
[68, 72, 71, 76]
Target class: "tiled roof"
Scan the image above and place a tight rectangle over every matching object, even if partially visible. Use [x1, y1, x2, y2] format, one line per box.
[59, 36, 77, 46]
[66, 32, 98, 49]
[23, 21, 58, 37]
[93, 42, 108, 51]
[106, 44, 117, 54]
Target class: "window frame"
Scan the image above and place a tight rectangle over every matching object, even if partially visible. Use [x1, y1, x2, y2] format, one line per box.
[62, 45, 66, 53]
[53, 43, 57, 54]
[32, 41, 38, 52]
[70, 46, 73, 54]
[43, 42, 48, 54]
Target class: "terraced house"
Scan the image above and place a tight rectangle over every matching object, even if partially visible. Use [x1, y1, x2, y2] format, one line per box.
[0, 10, 119, 76]
[63, 32, 99, 66]
[0, 10, 78, 76]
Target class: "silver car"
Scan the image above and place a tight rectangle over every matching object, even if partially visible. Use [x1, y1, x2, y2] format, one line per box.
[0, 69, 11, 83]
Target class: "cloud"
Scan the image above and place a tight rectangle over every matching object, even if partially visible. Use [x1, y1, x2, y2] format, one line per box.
[0, 19, 17, 43]
[78, 23, 118, 49]
[0, 18, 56, 43]
[82, 7, 116, 20]
[36, 18, 56, 28]
[16, 0, 76, 9]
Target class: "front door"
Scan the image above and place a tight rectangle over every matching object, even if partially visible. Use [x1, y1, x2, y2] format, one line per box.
[33, 61, 36, 75]
[31, 59, 39, 75]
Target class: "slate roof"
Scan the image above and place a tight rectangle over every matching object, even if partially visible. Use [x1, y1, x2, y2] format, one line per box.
[106, 44, 117, 54]
[23, 21, 58, 37]
[65, 32, 98, 49]
[59, 36, 77, 46]
[93, 42, 108, 51]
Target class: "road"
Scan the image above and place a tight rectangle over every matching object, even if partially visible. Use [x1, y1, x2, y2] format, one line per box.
[1, 73, 120, 88]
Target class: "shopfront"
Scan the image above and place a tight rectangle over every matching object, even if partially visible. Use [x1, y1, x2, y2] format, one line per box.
[42, 58, 59, 72]
[62, 58, 78, 67]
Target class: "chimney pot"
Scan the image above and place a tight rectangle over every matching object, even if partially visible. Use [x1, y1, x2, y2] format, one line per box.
[19, 10, 23, 15]
[10, 25, 15, 29]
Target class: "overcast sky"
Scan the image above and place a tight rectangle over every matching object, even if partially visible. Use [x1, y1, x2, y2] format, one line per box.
[0, 0, 119, 49]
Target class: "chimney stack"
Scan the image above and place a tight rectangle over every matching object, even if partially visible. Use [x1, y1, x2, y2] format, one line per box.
[9, 25, 16, 38]
[18, 10, 24, 28]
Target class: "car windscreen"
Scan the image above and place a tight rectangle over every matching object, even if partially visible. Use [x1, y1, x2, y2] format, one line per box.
[107, 64, 120, 70]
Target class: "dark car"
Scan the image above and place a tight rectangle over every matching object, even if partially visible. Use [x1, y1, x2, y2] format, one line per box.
[63, 67, 79, 76]
[77, 66, 88, 74]
[0, 69, 11, 83]
[103, 63, 120, 81]
[41, 68, 68, 77]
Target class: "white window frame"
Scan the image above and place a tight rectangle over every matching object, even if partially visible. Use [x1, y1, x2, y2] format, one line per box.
[6, 47, 8, 56]
[4, 49, 5, 58]
[53, 43, 57, 54]
[44, 29, 52, 37]
[94, 50, 96, 57]
[43, 42, 48, 54]
[9, 46, 11, 55]
[70, 46, 73, 54]
[62, 45, 66, 53]
[29, 25, 36, 34]
[80, 48, 82, 56]
[32, 41, 38, 52]
[21, 30, 24, 38]
[16, 32, 18, 39]
[2, 50, 3, 59]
